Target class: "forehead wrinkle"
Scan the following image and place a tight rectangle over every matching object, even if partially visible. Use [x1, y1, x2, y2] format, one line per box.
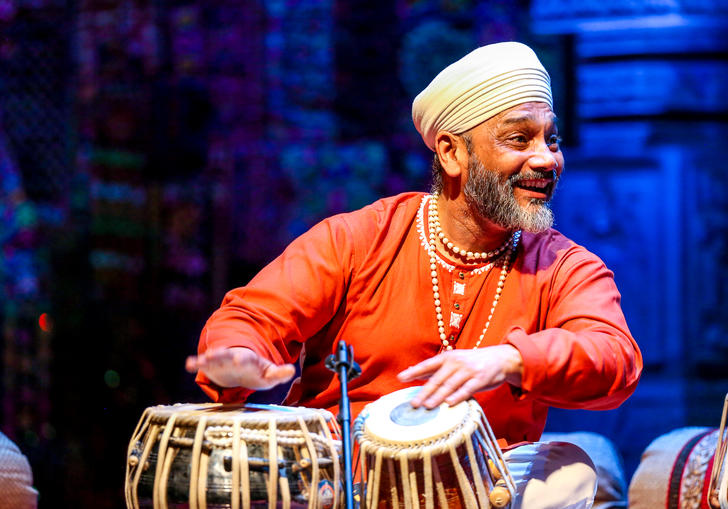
[494, 110, 559, 133]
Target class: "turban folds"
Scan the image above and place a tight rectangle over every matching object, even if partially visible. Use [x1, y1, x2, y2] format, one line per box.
[412, 42, 553, 151]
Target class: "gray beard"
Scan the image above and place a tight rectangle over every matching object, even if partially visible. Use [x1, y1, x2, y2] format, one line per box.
[462, 157, 557, 233]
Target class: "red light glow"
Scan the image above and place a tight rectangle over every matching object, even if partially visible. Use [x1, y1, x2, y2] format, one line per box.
[39, 313, 52, 332]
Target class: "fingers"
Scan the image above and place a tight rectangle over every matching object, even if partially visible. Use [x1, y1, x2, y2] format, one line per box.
[409, 361, 455, 407]
[397, 355, 443, 382]
[401, 347, 516, 409]
[413, 365, 471, 409]
[185, 355, 200, 373]
[185, 348, 235, 374]
[443, 378, 484, 407]
[261, 363, 296, 386]
[185, 347, 295, 390]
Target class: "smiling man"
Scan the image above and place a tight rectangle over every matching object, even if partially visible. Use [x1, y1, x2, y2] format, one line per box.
[186, 42, 642, 508]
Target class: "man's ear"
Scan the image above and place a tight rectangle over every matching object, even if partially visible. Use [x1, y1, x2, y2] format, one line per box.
[434, 131, 468, 179]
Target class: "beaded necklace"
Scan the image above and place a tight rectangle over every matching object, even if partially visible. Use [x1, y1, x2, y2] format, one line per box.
[421, 194, 521, 350]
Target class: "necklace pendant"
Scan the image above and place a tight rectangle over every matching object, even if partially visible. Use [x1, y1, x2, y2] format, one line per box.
[417, 194, 522, 352]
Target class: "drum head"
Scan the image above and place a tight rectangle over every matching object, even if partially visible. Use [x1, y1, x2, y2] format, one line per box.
[145, 402, 331, 427]
[360, 386, 469, 444]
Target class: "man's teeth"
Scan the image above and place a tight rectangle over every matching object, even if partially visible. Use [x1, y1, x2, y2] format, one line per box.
[518, 179, 550, 189]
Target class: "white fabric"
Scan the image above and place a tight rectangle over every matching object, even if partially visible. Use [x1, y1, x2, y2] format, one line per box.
[505, 441, 598, 509]
[412, 41, 553, 151]
[542, 432, 627, 509]
[0, 431, 38, 509]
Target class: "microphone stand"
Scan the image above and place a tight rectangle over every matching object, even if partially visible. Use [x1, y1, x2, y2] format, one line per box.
[325, 340, 361, 509]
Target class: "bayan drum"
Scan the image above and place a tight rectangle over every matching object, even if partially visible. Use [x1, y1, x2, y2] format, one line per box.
[353, 387, 515, 509]
[124, 403, 342, 509]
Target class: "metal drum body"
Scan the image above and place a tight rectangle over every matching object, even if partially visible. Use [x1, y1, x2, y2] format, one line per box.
[125, 403, 342, 509]
[353, 387, 515, 509]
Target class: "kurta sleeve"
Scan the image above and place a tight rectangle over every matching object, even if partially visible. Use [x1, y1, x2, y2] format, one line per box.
[195, 215, 358, 402]
[505, 247, 642, 410]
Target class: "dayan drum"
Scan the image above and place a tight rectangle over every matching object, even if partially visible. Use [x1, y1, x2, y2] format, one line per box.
[125, 403, 342, 509]
[353, 387, 516, 509]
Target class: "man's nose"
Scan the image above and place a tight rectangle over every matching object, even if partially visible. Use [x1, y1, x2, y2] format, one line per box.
[528, 140, 559, 172]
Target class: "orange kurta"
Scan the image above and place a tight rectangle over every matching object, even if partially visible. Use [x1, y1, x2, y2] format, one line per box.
[196, 192, 642, 446]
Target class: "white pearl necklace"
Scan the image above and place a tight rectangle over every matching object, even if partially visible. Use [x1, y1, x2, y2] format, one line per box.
[424, 194, 521, 351]
[429, 193, 512, 261]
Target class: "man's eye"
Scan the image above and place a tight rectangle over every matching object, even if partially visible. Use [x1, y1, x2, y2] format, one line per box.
[509, 135, 528, 144]
[548, 135, 562, 146]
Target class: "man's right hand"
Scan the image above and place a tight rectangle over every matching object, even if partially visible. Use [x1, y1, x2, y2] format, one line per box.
[185, 347, 295, 390]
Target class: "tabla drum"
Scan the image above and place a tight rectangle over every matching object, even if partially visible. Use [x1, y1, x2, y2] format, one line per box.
[124, 403, 342, 509]
[353, 387, 515, 509]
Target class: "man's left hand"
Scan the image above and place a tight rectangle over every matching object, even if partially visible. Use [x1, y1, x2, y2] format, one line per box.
[396, 345, 523, 409]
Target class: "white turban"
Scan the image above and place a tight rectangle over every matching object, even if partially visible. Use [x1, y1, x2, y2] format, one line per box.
[412, 41, 553, 151]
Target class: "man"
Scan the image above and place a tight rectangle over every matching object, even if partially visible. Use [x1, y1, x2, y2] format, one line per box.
[186, 42, 642, 508]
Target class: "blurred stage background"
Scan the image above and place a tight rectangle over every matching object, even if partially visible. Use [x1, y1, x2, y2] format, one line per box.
[1, 0, 727, 507]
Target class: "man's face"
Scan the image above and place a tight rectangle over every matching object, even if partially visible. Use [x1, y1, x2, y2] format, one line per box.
[462, 102, 564, 233]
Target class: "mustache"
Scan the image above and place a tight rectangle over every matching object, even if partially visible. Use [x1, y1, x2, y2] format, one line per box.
[508, 168, 558, 184]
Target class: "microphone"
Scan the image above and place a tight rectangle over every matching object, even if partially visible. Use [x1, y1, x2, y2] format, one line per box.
[325, 341, 361, 509]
